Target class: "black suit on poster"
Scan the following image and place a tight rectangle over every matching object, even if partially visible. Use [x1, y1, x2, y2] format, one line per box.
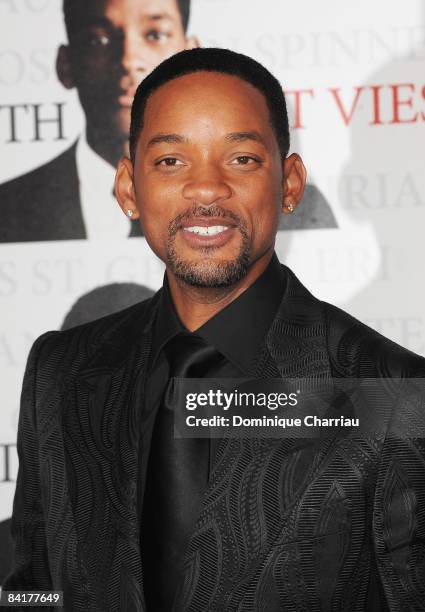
[4, 263, 425, 611]
[0, 145, 336, 243]
[0, 144, 142, 242]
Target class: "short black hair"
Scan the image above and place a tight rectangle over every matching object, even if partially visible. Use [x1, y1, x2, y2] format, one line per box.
[129, 47, 290, 163]
[63, 0, 191, 35]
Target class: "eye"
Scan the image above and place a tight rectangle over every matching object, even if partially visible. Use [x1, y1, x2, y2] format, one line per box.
[146, 29, 169, 43]
[156, 157, 184, 167]
[230, 155, 261, 166]
[87, 32, 111, 48]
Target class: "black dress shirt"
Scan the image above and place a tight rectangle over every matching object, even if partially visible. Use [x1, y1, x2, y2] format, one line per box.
[150, 251, 285, 373]
[140, 252, 285, 608]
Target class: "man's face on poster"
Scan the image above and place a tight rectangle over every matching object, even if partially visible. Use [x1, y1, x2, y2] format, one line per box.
[57, 0, 197, 163]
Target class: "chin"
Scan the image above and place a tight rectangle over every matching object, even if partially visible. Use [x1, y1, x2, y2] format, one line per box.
[170, 255, 251, 289]
[116, 106, 131, 129]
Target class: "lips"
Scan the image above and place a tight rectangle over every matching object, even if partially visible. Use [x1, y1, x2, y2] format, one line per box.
[183, 225, 229, 236]
[179, 218, 237, 248]
[180, 217, 236, 229]
[118, 92, 136, 107]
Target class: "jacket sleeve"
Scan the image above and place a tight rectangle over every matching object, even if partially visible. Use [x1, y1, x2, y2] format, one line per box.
[373, 381, 425, 611]
[2, 332, 58, 590]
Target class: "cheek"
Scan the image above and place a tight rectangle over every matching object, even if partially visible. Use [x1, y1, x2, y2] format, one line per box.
[143, 40, 185, 71]
[73, 51, 107, 73]
[135, 178, 176, 239]
[74, 67, 113, 97]
[138, 173, 181, 211]
[240, 177, 281, 222]
[241, 185, 281, 248]
[136, 206, 168, 261]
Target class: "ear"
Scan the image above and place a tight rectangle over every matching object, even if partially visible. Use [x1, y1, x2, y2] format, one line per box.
[114, 157, 140, 220]
[281, 153, 307, 214]
[185, 35, 201, 50]
[56, 45, 75, 89]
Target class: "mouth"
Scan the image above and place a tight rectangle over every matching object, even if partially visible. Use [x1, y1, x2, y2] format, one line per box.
[117, 92, 135, 108]
[179, 218, 237, 248]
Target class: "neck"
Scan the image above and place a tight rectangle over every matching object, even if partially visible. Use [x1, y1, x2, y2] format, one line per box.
[167, 248, 274, 331]
[86, 127, 126, 168]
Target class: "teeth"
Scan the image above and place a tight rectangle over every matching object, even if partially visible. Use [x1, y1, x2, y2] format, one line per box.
[183, 225, 229, 236]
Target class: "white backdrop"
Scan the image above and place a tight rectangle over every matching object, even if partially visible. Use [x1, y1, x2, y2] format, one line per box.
[1, 0, 424, 575]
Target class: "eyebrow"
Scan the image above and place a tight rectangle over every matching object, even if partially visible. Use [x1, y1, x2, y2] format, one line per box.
[84, 17, 113, 29]
[147, 13, 175, 22]
[224, 131, 266, 145]
[147, 133, 189, 147]
[147, 131, 266, 148]
[83, 13, 174, 30]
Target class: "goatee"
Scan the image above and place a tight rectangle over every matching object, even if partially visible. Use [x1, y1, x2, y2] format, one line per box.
[166, 206, 251, 288]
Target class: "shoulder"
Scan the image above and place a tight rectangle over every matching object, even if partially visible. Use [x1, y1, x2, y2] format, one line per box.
[274, 263, 425, 378]
[323, 301, 425, 377]
[29, 293, 160, 379]
[0, 144, 77, 197]
[0, 145, 80, 242]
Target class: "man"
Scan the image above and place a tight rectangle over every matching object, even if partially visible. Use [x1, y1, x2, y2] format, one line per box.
[5, 48, 423, 611]
[0, 0, 198, 242]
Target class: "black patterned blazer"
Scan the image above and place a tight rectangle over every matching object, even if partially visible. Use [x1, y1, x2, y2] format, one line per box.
[4, 264, 425, 611]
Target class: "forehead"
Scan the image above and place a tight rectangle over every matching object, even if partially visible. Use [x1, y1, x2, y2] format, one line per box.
[142, 72, 273, 139]
[67, 0, 182, 26]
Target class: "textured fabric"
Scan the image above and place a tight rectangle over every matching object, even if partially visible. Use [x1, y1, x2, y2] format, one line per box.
[4, 262, 425, 611]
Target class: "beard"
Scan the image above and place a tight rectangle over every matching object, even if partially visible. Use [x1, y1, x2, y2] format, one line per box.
[166, 205, 251, 288]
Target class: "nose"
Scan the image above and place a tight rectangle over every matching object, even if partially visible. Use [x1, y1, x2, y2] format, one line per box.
[182, 166, 232, 207]
[120, 30, 147, 82]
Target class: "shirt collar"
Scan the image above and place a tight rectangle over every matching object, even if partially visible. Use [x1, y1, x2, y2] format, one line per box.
[75, 132, 130, 240]
[150, 252, 285, 374]
[149, 277, 185, 370]
[76, 132, 117, 196]
[195, 252, 285, 373]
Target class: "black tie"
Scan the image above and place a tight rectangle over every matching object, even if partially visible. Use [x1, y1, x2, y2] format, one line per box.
[142, 333, 225, 611]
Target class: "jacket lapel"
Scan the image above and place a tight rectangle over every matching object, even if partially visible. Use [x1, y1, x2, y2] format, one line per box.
[51, 142, 87, 240]
[175, 264, 335, 610]
[207, 263, 333, 483]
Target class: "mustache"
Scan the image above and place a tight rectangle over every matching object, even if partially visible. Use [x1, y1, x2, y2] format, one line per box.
[168, 205, 244, 237]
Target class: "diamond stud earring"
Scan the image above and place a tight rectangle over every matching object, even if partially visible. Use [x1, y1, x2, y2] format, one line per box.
[287, 202, 294, 213]
[127, 209, 134, 218]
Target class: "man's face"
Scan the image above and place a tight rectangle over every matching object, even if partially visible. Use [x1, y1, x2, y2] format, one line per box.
[58, 0, 193, 159]
[128, 72, 288, 287]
